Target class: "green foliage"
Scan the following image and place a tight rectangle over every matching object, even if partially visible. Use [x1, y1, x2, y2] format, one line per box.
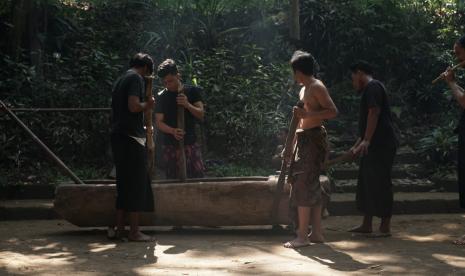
[418, 115, 459, 164]
[1, 0, 465, 185]
[186, 45, 293, 162]
[299, 0, 464, 117]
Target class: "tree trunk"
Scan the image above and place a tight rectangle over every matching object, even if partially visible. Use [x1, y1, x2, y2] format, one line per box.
[289, 0, 300, 41]
[9, 0, 29, 60]
[28, 1, 46, 79]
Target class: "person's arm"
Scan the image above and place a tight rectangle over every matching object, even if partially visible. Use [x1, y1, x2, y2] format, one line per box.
[350, 138, 362, 154]
[126, 74, 154, 113]
[186, 101, 205, 121]
[353, 107, 380, 156]
[128, 96, 154, 113]
[353, 83, 383, 156]
[155, 113, 184, 141]
[445, 69, 465, 108]
[176, 92, 205, 121]
[293, 83, 338, 120]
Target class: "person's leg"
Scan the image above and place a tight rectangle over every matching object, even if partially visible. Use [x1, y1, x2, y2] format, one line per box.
[128, 212, 152, 241]
[349, 215, 373, 233]
[454, 130, 465, 245]
[163, 145, 178, 179]
[351, 150, 380, 233]
[284, 206, 310, 248]
[186, 144, 205, 178]
[116, 209, 125, 234]
[309, 204, 324, 243]
[380, 216, 391, 234]
[111, 134, 128, 239]
[297, 206, 311, 240]
[129, 212, 139, 237]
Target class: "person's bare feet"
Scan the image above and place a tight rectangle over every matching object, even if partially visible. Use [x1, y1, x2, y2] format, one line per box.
[348, 225, 372, 233]
[284, 238, 310, 248]
[308, 233, 325, 243]
[379, 217, 391, 234]
[107, 227, 126, 240]
[379, 226, 391, 234]
[366, 232, 391, 238]
[453, 234, 465, 245]
[128, 231, 155, 242]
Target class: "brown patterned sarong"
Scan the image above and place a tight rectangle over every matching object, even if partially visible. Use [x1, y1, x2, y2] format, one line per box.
[288, 127, 328, 208]
[163, 143, 205, 179]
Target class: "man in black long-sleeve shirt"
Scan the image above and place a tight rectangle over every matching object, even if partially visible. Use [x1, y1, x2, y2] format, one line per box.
[348, 61, 398, 237]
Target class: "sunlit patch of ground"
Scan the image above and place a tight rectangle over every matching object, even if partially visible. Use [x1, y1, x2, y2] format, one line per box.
[1, 214, 465, 275]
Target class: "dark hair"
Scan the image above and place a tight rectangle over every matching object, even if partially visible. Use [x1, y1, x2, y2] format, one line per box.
[350, 61, 374, 75]
[129, 53, 153, 74]
[456, 35, 465, 48]
[290, 50, 319, 76]
[157, 59, 179, 78]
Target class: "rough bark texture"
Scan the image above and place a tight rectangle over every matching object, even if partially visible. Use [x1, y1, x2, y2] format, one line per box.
[289, 0, 300, 41]
[54, 175, 330, 227]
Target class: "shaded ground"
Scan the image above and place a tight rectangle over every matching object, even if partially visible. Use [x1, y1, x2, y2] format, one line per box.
[1, 215, 465, 275]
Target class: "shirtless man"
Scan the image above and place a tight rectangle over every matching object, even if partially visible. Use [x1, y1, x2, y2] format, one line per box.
[442, 35, 465, 245]
[284, 51, 338, 248]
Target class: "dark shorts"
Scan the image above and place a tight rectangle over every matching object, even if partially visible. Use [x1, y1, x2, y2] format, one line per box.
[111, 133, 154, 212]
[163, 143, 205, 179]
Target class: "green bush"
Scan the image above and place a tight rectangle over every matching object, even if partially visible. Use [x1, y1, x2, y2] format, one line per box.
[2, 0, 465, 184]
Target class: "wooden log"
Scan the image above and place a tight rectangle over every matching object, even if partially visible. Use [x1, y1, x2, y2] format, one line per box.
[144, 75, 155, 176]
[53, 175, 330, 227]
[177, 90, 187, 181]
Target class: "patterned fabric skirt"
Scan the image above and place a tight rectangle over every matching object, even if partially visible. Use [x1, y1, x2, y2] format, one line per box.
[163, 143, 205, 179]
[287, 127, 328, 228]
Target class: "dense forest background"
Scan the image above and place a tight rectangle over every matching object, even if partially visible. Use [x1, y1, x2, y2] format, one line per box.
[1, 0, 465, 185]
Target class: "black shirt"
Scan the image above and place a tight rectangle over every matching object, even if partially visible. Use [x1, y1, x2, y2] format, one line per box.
[458, 110, 465, 133]
[111, 70, 145, 138]
[155, 85, 203, 145]
[358, 79, 398, 148]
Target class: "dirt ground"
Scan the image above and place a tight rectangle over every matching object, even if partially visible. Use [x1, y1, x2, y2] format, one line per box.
[1, 214, 465, 275]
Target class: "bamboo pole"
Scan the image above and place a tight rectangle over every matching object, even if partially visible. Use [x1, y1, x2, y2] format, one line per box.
[177, 88, 187, 182]
[9, 108, 111, 112]
[270, 101, 304, 225]
[432, 60, 465, 84]
[144, 75, 155, 176]
[0, 100, 84, 184]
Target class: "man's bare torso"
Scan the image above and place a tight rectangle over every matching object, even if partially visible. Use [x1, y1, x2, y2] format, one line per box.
[299, 80, 325, 130]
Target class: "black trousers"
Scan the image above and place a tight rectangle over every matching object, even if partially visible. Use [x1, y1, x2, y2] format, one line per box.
[111, 133, 154, 212]
[356, 146, 397, 218]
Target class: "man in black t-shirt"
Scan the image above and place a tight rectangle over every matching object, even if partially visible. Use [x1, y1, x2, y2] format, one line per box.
[347, 61, 398, 237]
[110, 53, 155, 242]
[155, 59, 205, 179]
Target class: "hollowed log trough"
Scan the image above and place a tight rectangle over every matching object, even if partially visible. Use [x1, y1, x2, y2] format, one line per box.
[54, 176, 329, 227]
